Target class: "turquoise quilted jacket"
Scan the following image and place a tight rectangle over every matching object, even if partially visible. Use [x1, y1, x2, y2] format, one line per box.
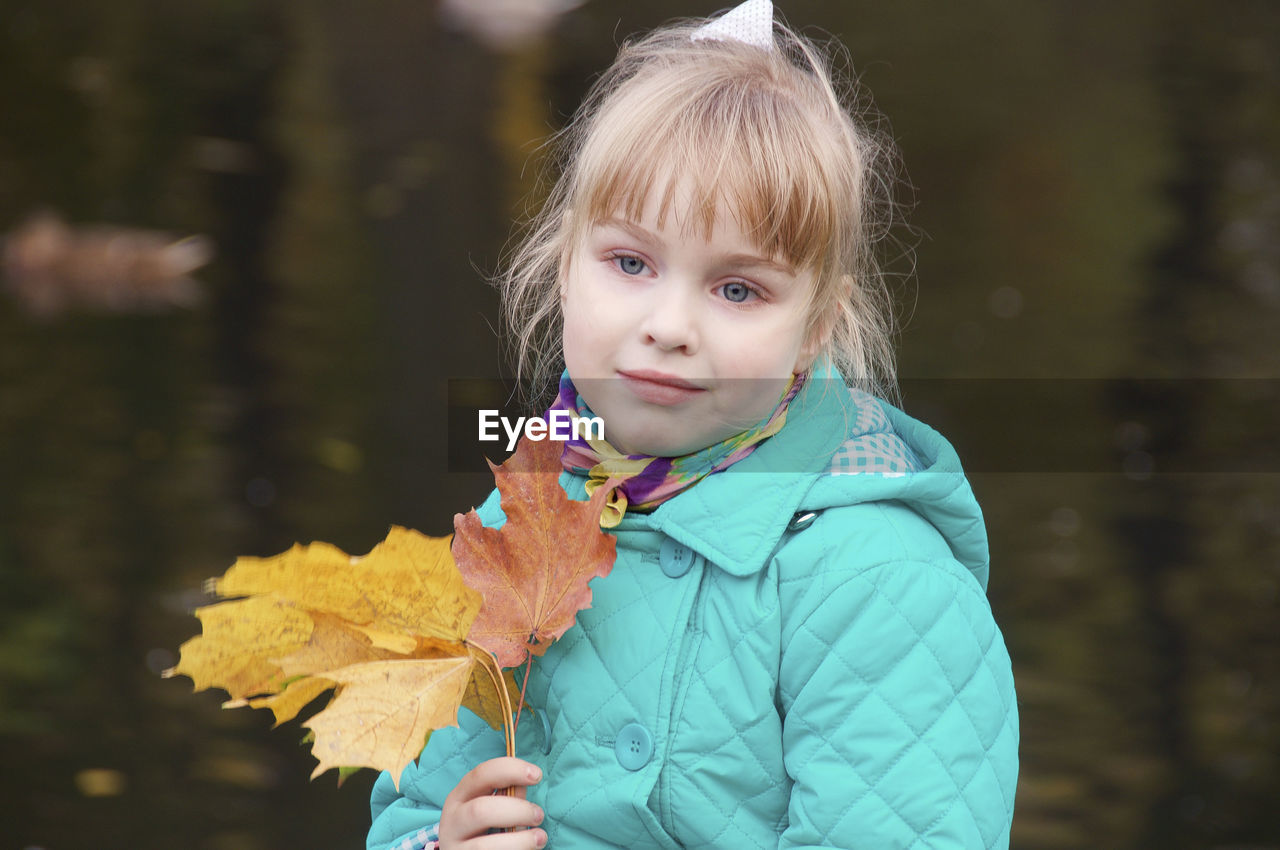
[368, 373, 1019, 848]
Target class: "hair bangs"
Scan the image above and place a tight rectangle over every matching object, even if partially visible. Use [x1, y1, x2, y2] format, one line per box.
[571, 68, 842, 276]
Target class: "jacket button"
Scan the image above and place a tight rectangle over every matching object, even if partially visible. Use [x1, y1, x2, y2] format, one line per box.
[659, 538, 695, 578]
[787, 511, 818, 531]
[614, 723, 654, 771]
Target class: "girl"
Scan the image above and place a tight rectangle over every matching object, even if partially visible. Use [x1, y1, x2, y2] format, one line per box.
[369, 2, 1019, 847]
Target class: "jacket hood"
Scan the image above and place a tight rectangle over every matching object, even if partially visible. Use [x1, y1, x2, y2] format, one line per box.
[630, 362, 991, 590]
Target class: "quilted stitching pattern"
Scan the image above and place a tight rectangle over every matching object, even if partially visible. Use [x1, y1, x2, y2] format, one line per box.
[662, 565, 788, 847]
[525, 530, 696, 845]
[777, 515, 1018, 848]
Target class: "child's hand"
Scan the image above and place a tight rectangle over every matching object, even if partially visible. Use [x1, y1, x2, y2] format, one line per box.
[439, 757, 547, 849]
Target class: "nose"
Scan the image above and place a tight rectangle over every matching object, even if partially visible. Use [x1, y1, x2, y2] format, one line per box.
[640, 283, 700, 354]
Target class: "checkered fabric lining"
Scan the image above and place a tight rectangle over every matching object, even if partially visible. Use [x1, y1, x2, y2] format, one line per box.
[828, 390, 921, 477]
[397, 825, 438, 850]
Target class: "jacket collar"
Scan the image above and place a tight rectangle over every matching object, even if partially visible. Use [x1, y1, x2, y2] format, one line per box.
[555, 362, 989, 588]
[626, 363, 854, 576]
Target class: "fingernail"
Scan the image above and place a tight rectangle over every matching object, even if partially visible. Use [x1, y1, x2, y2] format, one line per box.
[534, 829, 547, 848]
[533, 805, 545, 824]
[527, 765, 542, 783]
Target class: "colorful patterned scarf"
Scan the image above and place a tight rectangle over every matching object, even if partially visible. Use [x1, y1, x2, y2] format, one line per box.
[548, 371, 805, 528]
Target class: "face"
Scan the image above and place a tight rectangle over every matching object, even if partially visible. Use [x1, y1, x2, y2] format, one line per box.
[560, 182, 825, 457]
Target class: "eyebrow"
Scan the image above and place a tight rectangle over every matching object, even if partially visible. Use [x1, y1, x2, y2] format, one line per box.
[595, 217, 796, 275]
[597, 217, 656, 245]
[720, 252, 795, 275]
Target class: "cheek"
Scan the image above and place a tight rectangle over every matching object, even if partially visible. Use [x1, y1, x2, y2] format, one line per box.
[723, 324, 809, 380]
[560, 291, 606, 378]
[560, 311, 583, 370]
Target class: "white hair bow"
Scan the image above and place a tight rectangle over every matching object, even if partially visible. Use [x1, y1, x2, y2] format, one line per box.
[691, 0, 776, 51]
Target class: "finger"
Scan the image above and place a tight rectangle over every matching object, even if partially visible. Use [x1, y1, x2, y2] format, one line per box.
[441, 759, 544, 846]
[440, 797, 544, 847]
[457, 757, 543, 798]
[471, 827, 547, 850]
[455, 795, 544, 832]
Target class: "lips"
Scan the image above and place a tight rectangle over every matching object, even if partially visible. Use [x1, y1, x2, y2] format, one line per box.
[617, 369, 706, 406]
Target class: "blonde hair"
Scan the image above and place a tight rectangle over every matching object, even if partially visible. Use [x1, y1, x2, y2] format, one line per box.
[498, 14, 903, 404]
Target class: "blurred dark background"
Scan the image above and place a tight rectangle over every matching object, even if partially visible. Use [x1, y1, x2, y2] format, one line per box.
[1, 0, 1277, 848]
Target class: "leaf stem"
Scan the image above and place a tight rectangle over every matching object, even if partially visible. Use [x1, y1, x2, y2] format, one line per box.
[470, 646, 519, 816]
[470, 644, 515, 760]
[512, 653, 533, 737]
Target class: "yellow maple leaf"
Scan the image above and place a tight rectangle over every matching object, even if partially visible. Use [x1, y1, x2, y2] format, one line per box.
[273, 612, 412, 680]
[216, 526, 481, 643]
[247, 676, 335, 726]
[165, 596, 313, 699]
[169, 528, 491, 779]
[305, 657, 474, 788]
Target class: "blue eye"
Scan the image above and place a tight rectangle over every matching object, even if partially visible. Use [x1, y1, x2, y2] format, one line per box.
[721, 281, 753, 303]
[616, 255, 646, 275]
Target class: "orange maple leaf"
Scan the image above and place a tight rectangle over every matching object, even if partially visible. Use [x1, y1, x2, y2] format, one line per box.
[453, 437, 617, 668]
